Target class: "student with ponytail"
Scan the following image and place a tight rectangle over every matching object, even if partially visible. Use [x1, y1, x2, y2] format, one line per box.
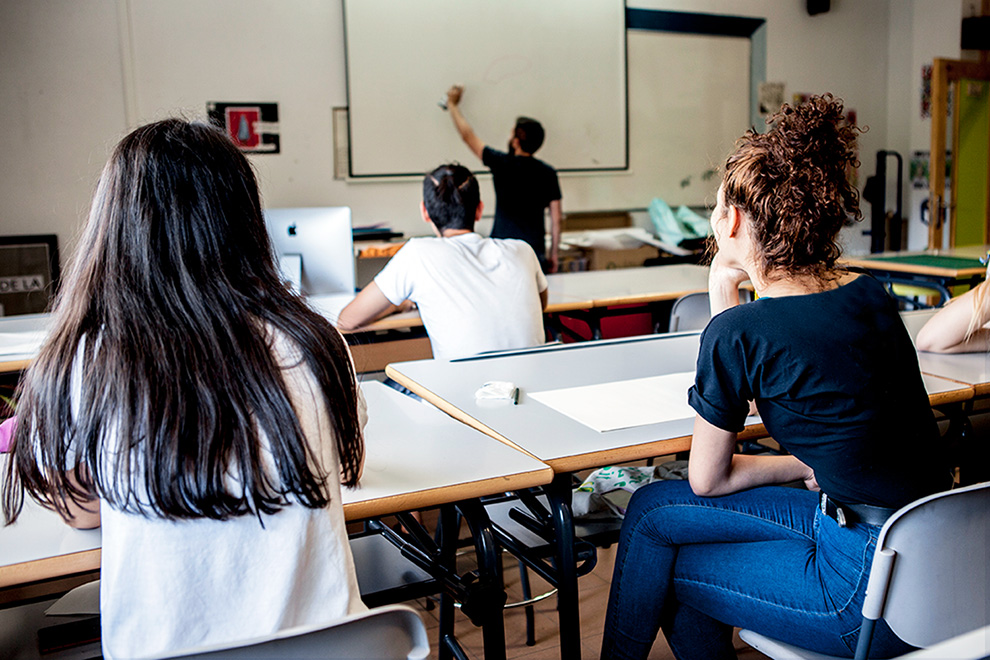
[340, 163, 548, 360]
[2, 119, 366, 659]
[600, 96, 947, 659]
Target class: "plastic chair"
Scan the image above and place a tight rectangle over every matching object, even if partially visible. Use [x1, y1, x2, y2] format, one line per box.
[156, 604, 430, 660]
[739, 481, 990, 660]
[668, 290, 752, 332]
[668, 291, 713, 332]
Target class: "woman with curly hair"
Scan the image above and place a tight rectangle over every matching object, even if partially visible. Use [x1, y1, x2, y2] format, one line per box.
[600, 96, 948, 659]
[2, 119, 366, 659]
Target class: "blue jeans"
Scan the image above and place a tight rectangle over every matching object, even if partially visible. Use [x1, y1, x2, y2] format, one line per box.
[600, 480, 914, 659]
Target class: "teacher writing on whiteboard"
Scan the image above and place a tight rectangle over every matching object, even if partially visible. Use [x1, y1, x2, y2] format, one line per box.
[445, 85, 563, 273]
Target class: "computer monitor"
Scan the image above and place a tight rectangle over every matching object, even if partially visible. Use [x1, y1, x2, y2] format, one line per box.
[264, 207, 356, 296]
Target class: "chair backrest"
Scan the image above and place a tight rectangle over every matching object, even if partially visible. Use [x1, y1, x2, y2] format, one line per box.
[668, 291, 752, 332]
[158, 604, 430, 660]
[668, 292, 712, 332]
[867, 481, 990, 649]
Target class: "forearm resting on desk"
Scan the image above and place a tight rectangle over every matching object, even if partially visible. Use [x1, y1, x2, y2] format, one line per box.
[337, 282, 413, 332]
[916, 283, 990, 353]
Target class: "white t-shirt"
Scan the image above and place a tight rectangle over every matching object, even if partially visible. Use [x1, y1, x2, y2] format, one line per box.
[85, 331, 367, 659]
[374, 233, 548, 360]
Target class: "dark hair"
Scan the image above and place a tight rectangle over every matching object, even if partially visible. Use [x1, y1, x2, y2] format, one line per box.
[721, 94, 862, 283]
[422, 163, 480, 232]
[3, 119, 363, 524]
[514, 117, 545, 154]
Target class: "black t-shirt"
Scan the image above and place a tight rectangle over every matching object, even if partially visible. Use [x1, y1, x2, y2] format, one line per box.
[482, 146, 562, 260]
[688, 275, 945, 509]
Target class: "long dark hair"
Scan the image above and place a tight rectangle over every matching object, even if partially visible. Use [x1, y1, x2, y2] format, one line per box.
[722, 94, 862, 283]
[3, 119, 363, 523]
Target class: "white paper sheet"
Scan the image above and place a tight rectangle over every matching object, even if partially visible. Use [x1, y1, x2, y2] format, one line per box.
[529, 372, 696, 433]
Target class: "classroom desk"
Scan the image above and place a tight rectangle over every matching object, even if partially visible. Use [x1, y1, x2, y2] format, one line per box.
[0, 314, 51, 375]
[306, 264, 712, 368]
[0, 381, 553, 660]
[385, 332, 974, 659]
[385, 333, 732, 660]
[544, 264, 710, 339]
[842, 248, 987, 306]
[901, 309, 990, 396]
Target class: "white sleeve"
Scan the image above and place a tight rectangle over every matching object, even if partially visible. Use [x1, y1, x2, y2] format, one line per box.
[372, 243, 416, 306]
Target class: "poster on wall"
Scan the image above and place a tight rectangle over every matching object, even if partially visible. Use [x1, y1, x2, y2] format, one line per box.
[207, 102, 280, 153]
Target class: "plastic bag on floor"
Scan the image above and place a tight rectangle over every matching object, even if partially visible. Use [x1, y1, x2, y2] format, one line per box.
[572, 460, 688, 519]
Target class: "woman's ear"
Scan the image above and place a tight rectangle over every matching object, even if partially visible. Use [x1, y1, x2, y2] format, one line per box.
[475, 200, 484, 223]
[726, 205, 745, 238]
[420, 201, 431, 225]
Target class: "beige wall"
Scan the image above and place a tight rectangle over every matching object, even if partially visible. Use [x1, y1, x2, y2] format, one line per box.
[0, 0, 969, 269]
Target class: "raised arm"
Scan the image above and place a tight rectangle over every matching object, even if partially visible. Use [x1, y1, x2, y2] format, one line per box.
[337, 282, 411, 332]
[446, 85, 485, 160]
[707, 250, 749, 317]
[548, 199, 562, 273]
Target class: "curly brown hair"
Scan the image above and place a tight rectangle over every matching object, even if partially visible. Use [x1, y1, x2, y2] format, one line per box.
[721, 94, 862, 283]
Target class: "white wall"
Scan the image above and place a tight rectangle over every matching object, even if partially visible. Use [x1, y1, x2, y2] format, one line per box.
[0, 1, 127, 256]
[887, 0, 963, 250]
[0, 0, 969, 268]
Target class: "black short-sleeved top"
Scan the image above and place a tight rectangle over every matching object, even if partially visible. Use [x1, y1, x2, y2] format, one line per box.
[482, 146, 562, 260]
[688, 275, 945, 509]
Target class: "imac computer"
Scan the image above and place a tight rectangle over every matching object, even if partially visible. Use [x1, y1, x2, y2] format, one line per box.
[264, 207, 356, 296]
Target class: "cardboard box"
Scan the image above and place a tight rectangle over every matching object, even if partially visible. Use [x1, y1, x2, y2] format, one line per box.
[561, 211, 631, 232]
[584, 245, 659, 270]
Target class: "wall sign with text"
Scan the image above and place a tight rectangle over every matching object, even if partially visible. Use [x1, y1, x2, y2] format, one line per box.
[207, 102, 280, 153]
[0, 235, 60, 316]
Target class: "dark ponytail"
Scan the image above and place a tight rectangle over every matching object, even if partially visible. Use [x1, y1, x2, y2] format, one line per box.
[422, 163, 480, 231]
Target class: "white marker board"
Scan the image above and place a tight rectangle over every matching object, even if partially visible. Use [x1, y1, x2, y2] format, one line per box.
[343, 0, 628, 177]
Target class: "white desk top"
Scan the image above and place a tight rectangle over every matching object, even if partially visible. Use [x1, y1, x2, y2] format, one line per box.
[342, 381, 551, 519]
[0, 314, 51, 372]
[0, 381, 552, 589]
[0, 475, 102, 589]
[388, 333, 704, 473]
[545, 264, 709, 310]
[387, 330, 973, 473]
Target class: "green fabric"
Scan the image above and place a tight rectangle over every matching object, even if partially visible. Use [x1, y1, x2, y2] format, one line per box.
[864, 254, 983, 269]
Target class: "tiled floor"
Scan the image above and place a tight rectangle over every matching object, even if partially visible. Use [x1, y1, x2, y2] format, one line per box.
[406, 532, 771, 660]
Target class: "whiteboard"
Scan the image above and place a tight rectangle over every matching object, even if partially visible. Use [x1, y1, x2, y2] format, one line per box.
[343, 0, 627, 177]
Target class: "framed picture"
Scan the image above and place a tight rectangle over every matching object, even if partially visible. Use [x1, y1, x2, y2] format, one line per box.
[0, 234, 60, 316]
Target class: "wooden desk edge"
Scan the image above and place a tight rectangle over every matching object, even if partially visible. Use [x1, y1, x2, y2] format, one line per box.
[0, 548, 101, 589]
[927, 387, 977, 407]
[591, 289, 704, 308]
[344, 467, 553, 521]
[842, 257, 985, 278]
[0, 358, 31, 375]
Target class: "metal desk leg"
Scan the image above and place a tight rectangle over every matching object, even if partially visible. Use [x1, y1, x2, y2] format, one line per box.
[545, 473, 582, 660]
[457, 500, 508, 660]
[436, 505, 462, 660]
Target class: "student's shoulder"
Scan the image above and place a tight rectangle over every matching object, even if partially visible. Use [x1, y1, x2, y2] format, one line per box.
[482, 146, 511, 166]
[393, 236, 443, 255]
[490, 236, 536, 254]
